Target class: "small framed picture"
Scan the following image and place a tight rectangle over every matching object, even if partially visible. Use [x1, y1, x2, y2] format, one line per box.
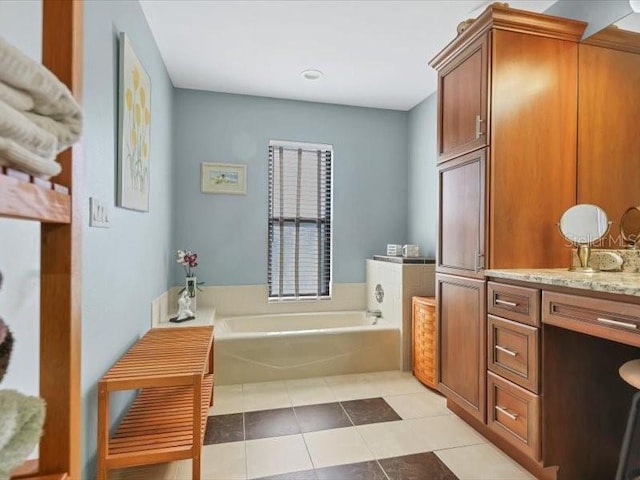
[201, 162, 247, 195]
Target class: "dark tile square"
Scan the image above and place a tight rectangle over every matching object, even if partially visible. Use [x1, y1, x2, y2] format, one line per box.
[315, 460, 387, 480]
[294, 402, 353, 433]
[340, 397, 401, 425]
[379, 452, 459, 480]
[203, 413, 244, 445]
[254, 470, 318, 480]
[245, 407, 301, 440]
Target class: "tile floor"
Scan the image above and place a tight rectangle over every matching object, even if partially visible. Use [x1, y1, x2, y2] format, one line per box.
[109, 371, 535, 480]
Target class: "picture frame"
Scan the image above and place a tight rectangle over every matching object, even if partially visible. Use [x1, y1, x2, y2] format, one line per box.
[117, 32, 151, 211]
[201, 163, 247, 195]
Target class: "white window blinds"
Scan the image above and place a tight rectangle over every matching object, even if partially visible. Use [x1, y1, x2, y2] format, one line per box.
[268, 141, 333, 300]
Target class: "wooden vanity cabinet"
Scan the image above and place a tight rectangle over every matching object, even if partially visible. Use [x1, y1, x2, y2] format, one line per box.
[431, 4, 585, 444]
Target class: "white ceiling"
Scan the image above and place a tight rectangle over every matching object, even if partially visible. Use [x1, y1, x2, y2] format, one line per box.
[140, 0, 557, 111]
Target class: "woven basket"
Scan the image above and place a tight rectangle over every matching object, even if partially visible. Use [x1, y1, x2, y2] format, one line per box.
[412, 297, 437, 389]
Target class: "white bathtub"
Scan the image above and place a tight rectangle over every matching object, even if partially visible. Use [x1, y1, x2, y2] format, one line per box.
[214, 311, 400, 385]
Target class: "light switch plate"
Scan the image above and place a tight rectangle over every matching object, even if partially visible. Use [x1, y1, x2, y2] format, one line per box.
[89, 197, 110, 228]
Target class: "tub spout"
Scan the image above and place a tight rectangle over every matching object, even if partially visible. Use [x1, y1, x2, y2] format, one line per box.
[366, 310, 382, 325]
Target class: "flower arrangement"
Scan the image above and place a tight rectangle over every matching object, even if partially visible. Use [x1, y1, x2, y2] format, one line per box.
[176, 249, 198, 277]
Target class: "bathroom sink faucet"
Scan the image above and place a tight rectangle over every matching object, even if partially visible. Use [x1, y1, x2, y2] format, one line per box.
[366, 310, 382, 325]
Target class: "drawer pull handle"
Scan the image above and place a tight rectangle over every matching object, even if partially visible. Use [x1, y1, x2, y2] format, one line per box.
[495, 405, 519, 421]
[495, 345, 518, 357]
[495, 299, 518, 307]
[475, 115, 484, 139]
[596, 317, 637, 330]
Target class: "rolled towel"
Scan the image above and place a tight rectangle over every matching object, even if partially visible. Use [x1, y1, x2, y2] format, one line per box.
[0, 390, 45, 479]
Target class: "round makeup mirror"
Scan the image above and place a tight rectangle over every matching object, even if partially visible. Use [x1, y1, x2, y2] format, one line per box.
[621, 206, 640, 249]
[558, 204, 611, 272]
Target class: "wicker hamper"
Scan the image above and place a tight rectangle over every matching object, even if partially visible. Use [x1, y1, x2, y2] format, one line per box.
[412, 296, 438, 389]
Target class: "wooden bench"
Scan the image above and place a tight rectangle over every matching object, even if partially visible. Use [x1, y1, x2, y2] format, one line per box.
[96, 326, 214, 480]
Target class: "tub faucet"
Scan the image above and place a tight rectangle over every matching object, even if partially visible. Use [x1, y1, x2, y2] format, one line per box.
[367, 310, 382, 325]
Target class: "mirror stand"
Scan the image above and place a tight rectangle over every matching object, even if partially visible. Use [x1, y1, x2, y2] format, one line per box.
[570, 244, 599, 273]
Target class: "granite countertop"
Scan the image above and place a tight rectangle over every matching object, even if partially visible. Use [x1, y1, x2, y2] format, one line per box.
[485, 268, 640, 297]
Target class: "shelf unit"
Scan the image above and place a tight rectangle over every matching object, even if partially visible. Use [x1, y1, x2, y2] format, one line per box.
[97, 326, 214, 480]
[3, 1, 83, 479]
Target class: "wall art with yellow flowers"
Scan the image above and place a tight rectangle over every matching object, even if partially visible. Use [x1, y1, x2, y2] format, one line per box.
[117, 33, 151, 211]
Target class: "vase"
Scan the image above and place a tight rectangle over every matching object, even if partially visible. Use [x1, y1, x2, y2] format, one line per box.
[185, 276, 197, 313]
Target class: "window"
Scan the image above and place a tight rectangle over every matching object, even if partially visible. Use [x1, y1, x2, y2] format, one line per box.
[268, 140, 332, 300]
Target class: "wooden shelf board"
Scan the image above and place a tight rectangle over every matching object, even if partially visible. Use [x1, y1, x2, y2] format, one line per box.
[0, 169, 70, 223]
[105, 375, 213, 469]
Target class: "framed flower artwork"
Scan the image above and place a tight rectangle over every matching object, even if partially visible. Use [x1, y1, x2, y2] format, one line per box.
[117, 33, 151, 211]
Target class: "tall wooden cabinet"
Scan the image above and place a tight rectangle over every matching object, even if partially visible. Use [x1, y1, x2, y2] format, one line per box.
[430, 4, 585, 430]
[577, 28, 640, 247]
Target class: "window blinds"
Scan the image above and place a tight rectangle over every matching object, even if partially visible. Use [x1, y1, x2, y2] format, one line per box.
[268, 142, 332, 300]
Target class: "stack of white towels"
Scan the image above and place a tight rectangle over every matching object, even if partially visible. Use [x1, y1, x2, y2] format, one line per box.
[0, 35, 82, 179]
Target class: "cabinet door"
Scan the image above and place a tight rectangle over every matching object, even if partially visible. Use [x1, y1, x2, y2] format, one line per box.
[437, 274, 486, 422]
[438, 149, 486, 278]
[578, 43, 640, 247]
[438, 33, 489, 162]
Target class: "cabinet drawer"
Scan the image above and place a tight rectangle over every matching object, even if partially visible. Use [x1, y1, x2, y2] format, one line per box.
[487, 315, 539, 393]
[488, 282, 540, 327]
[487, 372, 540, 460]
[543, 291, 640, 348]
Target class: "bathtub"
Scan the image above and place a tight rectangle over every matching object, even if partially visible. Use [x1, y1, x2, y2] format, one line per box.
[214, 311, 400, 385]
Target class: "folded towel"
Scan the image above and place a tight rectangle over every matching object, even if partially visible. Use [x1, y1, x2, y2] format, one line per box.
[0, 390, 45, 479]
[0, 34, 81, 153]
[0, 82, 33, 112]
[0, 140, 61, 178]
[0, 101, 57, 159]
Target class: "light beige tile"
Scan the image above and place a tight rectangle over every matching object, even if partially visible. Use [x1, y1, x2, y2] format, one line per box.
[324, 373, 378, 401]
[209, 384, 244, 415]
[436, 443, 536, 480]
[243, 380, 291, 412]
[285, 377, 338, 406]
[364, 370, 426, 396]
[416, 415, 486, 451]
[358, 415, 485, 459]
[109, 462, 176, 480]
[174, 442, 246, 480]
[356, 418, 436, 459]
[383, 390, 450, 419]
[246, 434, 312, 479]
[304, 426, 374, 468]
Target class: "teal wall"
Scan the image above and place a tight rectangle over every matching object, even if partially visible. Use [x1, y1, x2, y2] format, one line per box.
[81, 1, 175, 477]
[172, 90, 409, 286]
[407, 93, 438, 257]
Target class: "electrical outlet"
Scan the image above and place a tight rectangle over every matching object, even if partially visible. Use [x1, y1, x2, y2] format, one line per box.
[89, 197, 110, 228]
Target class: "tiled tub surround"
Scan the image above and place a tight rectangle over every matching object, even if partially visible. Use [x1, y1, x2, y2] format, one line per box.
[366, 260, 436, 371]
[155, 283, 367, 322]
[108, 371, 534, 480]
[485, 268, 640, 297]
[215, 312, 400, 385]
